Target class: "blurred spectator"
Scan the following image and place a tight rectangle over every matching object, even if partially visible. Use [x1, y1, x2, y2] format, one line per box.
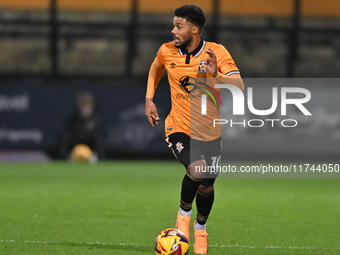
[59, 92, 107, 160]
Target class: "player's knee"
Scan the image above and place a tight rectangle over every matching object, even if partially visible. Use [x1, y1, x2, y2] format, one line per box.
[187, 159, 207, 180]
[198, 184, 214, 197]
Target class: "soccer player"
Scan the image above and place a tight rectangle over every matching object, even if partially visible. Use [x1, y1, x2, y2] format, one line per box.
[145, 5, 243, 254]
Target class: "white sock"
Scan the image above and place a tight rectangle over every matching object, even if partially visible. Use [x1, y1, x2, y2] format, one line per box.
[194, 222, 206, 231]
[179, 207, 192, 217]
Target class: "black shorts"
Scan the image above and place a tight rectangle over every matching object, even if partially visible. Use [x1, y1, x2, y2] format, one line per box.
[166, 132, 222, 186]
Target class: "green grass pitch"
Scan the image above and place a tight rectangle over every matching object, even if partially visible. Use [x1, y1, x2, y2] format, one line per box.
[0, 161, 339, 254]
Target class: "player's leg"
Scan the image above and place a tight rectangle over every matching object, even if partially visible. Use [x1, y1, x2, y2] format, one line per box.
[177, 158, 207, 240]
[194, 136, 220, 229]
[193, 179, 215, 254]
[193, 137, 221, 254]
[195, 180, 215, 229]
[166, 133, 207, 240]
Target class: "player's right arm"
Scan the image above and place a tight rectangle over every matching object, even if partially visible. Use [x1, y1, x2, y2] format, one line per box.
[206, 46, 244, 91]
[145, 57, 165, 127]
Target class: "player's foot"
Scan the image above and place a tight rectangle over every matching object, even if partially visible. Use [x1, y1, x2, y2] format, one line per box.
[175, 212, 191, 240]
[193, 221, 208, 254]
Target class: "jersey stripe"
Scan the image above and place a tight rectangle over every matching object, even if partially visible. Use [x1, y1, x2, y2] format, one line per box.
[155, 59, 161, 68]
[226, 70, 240, 76]
[194, 40, 206, 57]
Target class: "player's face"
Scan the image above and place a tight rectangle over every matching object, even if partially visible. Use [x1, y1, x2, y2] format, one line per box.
[171, 17, 194, 49]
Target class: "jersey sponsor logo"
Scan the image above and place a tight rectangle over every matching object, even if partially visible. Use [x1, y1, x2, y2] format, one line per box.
[170, 62, 176, 68]
[178, 76, 222, 106]
[175, 93, 201, 100]
[179, 76, 197, 94]
[198, 61, 207, 73]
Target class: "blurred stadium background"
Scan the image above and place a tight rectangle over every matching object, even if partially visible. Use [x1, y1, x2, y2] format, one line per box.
[0, 0, 340, 162]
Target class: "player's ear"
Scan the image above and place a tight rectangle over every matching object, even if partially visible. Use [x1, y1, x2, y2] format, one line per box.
[192, 26, 199, 35]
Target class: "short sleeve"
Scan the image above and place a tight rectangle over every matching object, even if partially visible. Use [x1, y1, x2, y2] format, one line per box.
[217, 45, 241, 78]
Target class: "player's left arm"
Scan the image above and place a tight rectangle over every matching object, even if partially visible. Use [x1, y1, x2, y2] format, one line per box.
[205, 47, 244, 91]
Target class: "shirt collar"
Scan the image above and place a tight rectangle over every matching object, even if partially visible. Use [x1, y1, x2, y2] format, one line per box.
[179, 38, 205, 57]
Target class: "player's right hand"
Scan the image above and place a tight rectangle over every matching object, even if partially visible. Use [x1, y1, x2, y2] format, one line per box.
[145, 98, 160, 127]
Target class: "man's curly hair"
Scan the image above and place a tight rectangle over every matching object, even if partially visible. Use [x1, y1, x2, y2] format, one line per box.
[174, 5, 206, 30]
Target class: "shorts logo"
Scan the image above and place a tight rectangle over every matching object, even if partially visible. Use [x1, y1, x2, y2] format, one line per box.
[176, 142, 184, 153]
[198, 61, 207, 73]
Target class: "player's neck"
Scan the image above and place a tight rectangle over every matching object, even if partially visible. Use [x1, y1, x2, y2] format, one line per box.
[185, 36, 201, 53]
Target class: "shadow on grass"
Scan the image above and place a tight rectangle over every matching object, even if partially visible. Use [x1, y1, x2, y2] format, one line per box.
[50, 241, 151, 253]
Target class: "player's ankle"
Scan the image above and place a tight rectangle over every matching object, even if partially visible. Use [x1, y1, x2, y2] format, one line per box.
[179, 207, 192, 217]
[194, 221, 206, 231]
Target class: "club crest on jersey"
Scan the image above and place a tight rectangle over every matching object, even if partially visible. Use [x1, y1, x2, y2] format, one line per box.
[176, 142, 184, 153]
[198, 61, 207, 73]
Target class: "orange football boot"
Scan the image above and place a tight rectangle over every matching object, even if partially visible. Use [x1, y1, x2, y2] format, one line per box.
[175, 211, 191, 240]
[193, 221, 208, 254]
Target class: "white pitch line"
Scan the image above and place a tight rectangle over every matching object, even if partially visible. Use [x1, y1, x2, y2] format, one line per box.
[1, 239, 339, 251]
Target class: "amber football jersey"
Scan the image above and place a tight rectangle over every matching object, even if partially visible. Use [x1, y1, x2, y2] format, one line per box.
[147, 39, 241, 141]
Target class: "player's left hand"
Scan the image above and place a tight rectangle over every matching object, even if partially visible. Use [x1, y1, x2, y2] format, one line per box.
[205, 48, 218, 77]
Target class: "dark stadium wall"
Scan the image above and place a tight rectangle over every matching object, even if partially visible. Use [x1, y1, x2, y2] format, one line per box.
[0, 78, 171, 159]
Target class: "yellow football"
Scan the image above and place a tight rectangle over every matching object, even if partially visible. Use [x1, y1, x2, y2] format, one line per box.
[71, 144, 93, 162]
[155, 228, 189, 255]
